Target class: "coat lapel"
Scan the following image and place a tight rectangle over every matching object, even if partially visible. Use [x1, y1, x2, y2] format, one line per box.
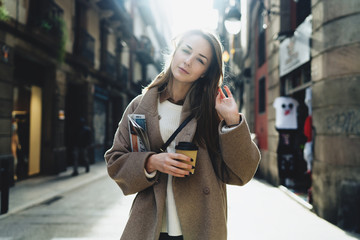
[177, 92, 197, 144]
[176, 118, 197, 144]
[134, 86, 198, 149]
[131, 87, 167, 232]
[133, 87, 164, 152]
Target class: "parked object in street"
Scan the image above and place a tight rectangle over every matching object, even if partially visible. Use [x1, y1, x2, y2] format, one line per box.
[0, 155, 13, 214]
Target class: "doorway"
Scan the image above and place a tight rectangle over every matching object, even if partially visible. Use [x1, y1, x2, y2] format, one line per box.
[65, 82, 87, 167]
[12, 85, 42, 179]
[12, 53, 49, 179]
[280, 63, 312, 203]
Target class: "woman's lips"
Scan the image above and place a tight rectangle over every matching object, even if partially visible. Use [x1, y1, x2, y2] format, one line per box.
[178, 67, 189, 74]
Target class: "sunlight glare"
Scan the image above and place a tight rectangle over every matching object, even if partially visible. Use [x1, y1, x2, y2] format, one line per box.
[160, 0, 218, 37]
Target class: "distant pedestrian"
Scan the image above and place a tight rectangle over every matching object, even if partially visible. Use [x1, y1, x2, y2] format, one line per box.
[105, 29, 261, 240]
[72, 118, 92, 176]
[11, 119, 20, 181]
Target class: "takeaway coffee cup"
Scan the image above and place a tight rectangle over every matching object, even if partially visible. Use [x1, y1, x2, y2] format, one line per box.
[175, 142, 198, 174]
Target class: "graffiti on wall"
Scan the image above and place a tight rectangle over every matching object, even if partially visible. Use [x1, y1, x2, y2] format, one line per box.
[326, 110, 360, 135]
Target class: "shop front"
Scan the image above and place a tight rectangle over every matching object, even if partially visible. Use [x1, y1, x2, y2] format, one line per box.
[10, 48, 65, 179]
[276, 16, 312, 202]
[12, 53, 48, 180]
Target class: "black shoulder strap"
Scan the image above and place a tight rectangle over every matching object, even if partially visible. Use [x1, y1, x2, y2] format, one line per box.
[158, 115, 193, 153]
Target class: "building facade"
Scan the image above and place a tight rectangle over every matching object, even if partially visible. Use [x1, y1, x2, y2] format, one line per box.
[0, 0, 169, 182]
[242, 0, 360, 232]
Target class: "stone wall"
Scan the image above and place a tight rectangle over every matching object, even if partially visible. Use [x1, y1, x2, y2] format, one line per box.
[311, 0, 360, 229]
[0, 32, 14, 157]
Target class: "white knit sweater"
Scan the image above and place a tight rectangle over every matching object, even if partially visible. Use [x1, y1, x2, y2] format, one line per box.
[144, 99, 183, 236]
[158, 99, 183, 236]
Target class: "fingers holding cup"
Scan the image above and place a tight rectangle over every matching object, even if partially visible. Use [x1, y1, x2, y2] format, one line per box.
[175, 142, 198, 174]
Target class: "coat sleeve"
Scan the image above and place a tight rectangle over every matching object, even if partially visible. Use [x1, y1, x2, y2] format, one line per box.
[218, 114, 261, 186]
[104, 96, 158, 195]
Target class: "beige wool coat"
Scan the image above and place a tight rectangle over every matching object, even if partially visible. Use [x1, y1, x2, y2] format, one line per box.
[105, 87, 261, 240]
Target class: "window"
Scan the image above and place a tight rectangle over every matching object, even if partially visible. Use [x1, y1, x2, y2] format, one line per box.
[279, 0, 311, 38]
[296, 0, 311, 27]
[281, 62, 311, 95]
[259, 77, 266, 114]
[258, 10, 266, 67]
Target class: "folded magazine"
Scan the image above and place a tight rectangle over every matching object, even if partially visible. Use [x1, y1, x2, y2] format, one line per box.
[128, 114, 150, 152]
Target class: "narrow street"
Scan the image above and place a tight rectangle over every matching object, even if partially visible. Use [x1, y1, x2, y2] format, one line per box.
[0, 175, 133, 240]
[1, 163, 359, 240]
[227, 180, 360, 240]
[0, 1, 359, 239]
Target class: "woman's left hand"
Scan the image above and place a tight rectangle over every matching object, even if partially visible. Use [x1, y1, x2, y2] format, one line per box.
[215, 85, 240, 126]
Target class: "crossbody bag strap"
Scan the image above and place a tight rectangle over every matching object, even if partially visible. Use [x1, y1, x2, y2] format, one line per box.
[158, 115, 193, 153]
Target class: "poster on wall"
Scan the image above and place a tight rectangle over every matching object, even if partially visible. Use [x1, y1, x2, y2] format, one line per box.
[279, 15, 312, 77]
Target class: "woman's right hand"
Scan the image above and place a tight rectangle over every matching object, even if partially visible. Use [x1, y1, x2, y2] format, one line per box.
[145, 152, 193, 177]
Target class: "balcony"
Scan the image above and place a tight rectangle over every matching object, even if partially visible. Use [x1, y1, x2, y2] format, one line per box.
[119, 65, 128, 85]
[12, 0, 66, 58]
[95, 0, 132, 39]
[104, 51, 116, 78]
[27, 1, 64, 39]
[71, 28, 95, 68]
[79, 29, 95, 66]
[37, 13, 63, 37]
[136, 36, 154, 65]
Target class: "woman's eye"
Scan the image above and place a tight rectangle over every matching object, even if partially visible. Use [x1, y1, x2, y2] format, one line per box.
[197, 58, 204, 64]
[182, 49, 190, 54]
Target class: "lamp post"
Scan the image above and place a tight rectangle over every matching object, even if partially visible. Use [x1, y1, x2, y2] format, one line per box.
[224, 6, 241, 35]
[223, 4, 244, 111]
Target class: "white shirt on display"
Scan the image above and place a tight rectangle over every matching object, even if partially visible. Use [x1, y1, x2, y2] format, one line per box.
[273, 96, 299, 129]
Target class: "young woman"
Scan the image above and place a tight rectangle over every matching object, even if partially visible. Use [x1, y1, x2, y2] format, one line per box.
[105, 29, 260, 240]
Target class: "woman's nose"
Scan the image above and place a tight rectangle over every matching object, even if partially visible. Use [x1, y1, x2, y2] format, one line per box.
[184, 56, 192, 66]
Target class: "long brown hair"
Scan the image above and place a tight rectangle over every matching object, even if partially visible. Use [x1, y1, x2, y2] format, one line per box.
[145, 29, 225, 177]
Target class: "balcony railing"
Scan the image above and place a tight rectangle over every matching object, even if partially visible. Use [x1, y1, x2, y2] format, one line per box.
[119, 65, 128, 85]
[77, 29, 95, 66]
[105, 51, 116, 78]
[136, 35, 154, 65]
[28, 1, 64, 37]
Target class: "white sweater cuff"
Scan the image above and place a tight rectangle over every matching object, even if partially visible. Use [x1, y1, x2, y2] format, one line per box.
[144, 169, 157, 179]
[221, 125, 238, 133]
